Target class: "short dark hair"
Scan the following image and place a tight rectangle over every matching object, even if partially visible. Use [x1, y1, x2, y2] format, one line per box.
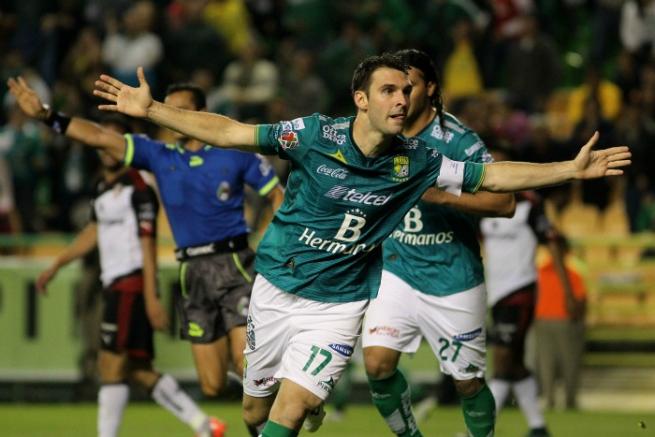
[99, 114, 131, 133]
[351, 53, 408, 95]
[165, 83, 207, 110]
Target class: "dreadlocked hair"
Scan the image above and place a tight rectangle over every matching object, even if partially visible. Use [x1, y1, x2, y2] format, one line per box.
[395, 48, 446, 131]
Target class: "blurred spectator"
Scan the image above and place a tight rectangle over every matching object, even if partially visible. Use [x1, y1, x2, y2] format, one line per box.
[505, 14, 561, 112]
[61, 27, 104, 103]
[204, 0, 253, 55]
[614, 50, 642, 103]
[278, 48, 328, 117]
[211, 37, 278, 119]
[620, 0, 655, 62]
[636, 191, 655, 233]
[590, 0, 623, 64]
[102, 0, 163, 89]
[319, 20, 375, 114]
[567, 66, 622, 126]
[0, 156, 20, 236]
[163, 0, 229, 83]
[535, 236, 587, 410]
[442, 19, 484, 102]
[0, 104, 48, 233]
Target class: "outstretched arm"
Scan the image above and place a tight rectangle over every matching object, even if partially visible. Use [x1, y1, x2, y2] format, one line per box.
[94, 67, 259, 152]
[422, 190, 516, 218]
[7, 77, 126, 161]
[36, 223, 98, 294]
[480, 132, 631, 192]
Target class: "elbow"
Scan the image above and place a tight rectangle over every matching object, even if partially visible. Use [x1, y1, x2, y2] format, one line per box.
[499, 195, 516, 218]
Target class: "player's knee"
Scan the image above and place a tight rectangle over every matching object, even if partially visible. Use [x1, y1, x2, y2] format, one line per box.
[199, 375, 226, 397]
[363, 348, 398, 380]
[454, 377, 484, 398]
[242, 398, 268, 427]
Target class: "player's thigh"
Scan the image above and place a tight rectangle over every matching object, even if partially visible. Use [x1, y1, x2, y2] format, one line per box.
[228, 325, 246, 375]
[362, 270, 422, 353]
[278, 297, 367, 402]
[418, 284, 487, 381]
[363, 346, 402, 379]
[269, 378, 323, 428]
[98, 350, 129, 383]
[489, 284, 536, 354]
[242, 393, 276, 425]
[191, 337, 230, 389]
[243, 275, 292, 399]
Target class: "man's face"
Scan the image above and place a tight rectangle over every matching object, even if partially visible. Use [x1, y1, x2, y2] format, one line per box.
[164, 90, 199, 142]
[355, 67, 411, 136]
[405, 67, 434, 124]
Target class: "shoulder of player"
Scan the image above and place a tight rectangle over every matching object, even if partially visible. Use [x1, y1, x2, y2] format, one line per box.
[418, 113, 480, 154]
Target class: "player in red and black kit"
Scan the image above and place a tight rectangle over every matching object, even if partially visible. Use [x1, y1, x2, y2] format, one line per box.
[36, 116, 223, 437]
[480, 149, 575, 437]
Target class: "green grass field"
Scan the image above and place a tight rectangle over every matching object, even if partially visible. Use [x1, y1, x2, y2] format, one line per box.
[2, 403, 653, 437]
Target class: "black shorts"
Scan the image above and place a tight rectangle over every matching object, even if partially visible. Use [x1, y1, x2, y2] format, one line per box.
[177, 248, 255, 343]
[489, 283, 536, 348]
[100, 272, 154, 360]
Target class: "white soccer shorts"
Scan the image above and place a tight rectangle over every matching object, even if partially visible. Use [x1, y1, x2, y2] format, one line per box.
[243, 274, 368, 400]
[362, 270, 486, 380]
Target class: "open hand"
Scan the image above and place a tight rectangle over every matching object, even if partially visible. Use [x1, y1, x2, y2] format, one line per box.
[573, 132, 631, 179]
[94, 66, 153, 118]
[36, 266, 58, 295]
[6, 77, 49, 120]
[145, 296, 169, 331]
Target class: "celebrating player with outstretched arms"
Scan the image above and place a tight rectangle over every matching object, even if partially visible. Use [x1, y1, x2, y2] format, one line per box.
[89, 56, 629, 437]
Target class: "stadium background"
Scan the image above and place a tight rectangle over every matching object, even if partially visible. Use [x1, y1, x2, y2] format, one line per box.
[0, 0, 654, 435]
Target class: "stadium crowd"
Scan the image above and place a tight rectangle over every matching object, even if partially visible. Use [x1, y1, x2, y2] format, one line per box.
[0, 0, 653, 235]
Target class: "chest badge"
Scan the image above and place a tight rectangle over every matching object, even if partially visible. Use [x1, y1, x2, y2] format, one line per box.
[392, 155, 409, 182]
[217, 181, 231, 201]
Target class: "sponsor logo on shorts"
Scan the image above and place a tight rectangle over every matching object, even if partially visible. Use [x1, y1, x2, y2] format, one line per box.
[246, 315, 256, 350]
[328, 343, 353, 357]
[253, 376, 278, 388]
[324, 186, 391, 206]
[453, 327, 483, 342]
[316, 164, 348, 180]
[188, 322, 204, 338]
[460, 363, 480, 374]
[278, 130, 299, 150]
[318, 377, 335, 393]
[368, 326, 399, 338]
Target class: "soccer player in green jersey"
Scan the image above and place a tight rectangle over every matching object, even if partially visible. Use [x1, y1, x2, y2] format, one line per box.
[362, 49, 515, 437]
[92, 54, 630, 437]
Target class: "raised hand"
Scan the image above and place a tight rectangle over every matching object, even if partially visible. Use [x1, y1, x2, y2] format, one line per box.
[573, 131, 631, 179]
[36, 265, 58, 295]
[6, 77, 49, 120]
[94, 66, 153, 118]
[145, 296, 169, 331]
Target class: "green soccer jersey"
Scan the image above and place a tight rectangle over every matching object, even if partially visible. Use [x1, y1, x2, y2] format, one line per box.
[383, 113, 493, 296]
[254, 113, 485, 303]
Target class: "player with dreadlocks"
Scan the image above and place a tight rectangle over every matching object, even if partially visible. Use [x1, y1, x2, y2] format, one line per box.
[362, 49, 516, 437]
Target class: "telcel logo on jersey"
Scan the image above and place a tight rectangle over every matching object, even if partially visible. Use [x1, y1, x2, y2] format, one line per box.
[316, 164, 348, 180]
[324, 186, 391, 205]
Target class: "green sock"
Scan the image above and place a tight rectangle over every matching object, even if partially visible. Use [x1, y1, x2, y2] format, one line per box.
[460, 383, 496, 437]
[368, 369, 422, 437]
[260, 420, 298, 437]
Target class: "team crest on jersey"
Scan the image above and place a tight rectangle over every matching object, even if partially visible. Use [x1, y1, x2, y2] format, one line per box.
[216, 181, 231, 201]
[278, 130, 299, 150]
[392, 155, 410, 181]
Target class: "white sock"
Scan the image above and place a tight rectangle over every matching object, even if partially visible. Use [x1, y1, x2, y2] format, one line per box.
[488, 378, 511, 414]
[151, 374, 209, 433]
[512, 375, 546, 428]
[98, 383, 129, 437]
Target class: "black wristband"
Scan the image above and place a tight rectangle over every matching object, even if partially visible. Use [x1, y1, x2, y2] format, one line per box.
[44, 109, 72, 135]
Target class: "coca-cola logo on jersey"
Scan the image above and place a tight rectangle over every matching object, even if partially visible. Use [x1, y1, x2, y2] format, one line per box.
[316, 164, 348, 180]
